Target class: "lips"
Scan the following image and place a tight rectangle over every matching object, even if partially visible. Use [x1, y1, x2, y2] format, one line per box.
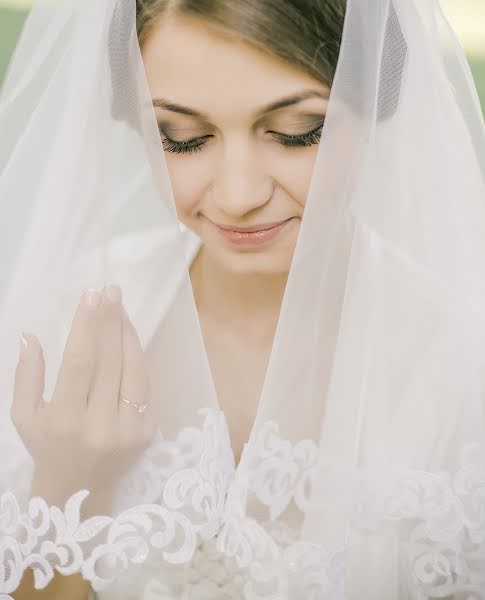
[212, 217, 295, 246]
[216, 219, 292, 233]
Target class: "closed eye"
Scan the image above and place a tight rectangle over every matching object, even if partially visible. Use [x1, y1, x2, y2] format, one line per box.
[159, 132, 212, 155]
[159, 120, 325, 155]
[269, 122, 325, 148]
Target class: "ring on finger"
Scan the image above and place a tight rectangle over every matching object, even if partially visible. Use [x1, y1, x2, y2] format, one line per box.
[120, 395, 147, 414]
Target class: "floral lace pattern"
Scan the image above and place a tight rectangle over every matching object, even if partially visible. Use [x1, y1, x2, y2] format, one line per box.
[1, 409, 485, 599]
[352, 443, 485, 598]
[0, 408, 235, 598]
[215, 424, 348, 600]
[233, 420, 485, 599]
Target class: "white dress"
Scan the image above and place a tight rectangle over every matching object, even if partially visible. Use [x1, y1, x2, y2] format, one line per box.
[7, 223, 485, 600]
[91, 226, 250, 600]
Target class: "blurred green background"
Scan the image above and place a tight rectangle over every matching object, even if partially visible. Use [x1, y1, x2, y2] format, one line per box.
[0, 0, 484, 117]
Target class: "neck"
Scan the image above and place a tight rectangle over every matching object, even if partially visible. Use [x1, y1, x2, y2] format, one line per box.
[190, 245, 288, 345]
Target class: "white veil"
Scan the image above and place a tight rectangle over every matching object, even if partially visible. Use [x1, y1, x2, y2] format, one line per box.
[1, 0, 485, 598]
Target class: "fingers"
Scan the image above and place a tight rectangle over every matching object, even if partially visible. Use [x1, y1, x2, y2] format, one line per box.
[11, 332, 45, 426]
[50, 289, 101, 413]
[118, 308, 151, 443]
[11, 283, 155, 502]
[87, 284, 124, 421]
[15, 282, 152, 449]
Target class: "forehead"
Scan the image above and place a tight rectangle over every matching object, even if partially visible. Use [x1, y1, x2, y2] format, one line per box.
[141, 17, 327, 121]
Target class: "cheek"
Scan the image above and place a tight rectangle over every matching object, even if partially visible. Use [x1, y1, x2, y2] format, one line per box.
[277, 151, 319, 209]
[164, 157, 208, 220]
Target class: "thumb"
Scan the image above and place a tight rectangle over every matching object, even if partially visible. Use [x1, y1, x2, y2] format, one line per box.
[12, 332, 46, 425]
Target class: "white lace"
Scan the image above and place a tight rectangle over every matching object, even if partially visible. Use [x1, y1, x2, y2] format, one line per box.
[1, 409, 484, 599]
[0, 408, 235, 597]
[229, 421, 485, 599]
[354, 443, 485, 598]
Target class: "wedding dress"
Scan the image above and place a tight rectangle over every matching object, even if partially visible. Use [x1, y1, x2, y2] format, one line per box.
[1, 0, 485, 598]
[88, 229, 239, 600]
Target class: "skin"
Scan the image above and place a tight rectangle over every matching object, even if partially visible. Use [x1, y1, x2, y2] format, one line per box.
[13, 287, 151, 600]
[142, 16, 330, 463]
[13, 16, 330, 600]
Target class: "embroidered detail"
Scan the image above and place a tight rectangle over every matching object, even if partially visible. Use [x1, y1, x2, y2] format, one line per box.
[2, 410, 485, 600]
[212, 424, 347, 600]
[374, 443, 485, 598]
[0, 408, 235, 598]
[249, 422, 319, 520]
[226, 421, 485, 599]
[140, 535, 246, 600]
[216, 511, 347, 600]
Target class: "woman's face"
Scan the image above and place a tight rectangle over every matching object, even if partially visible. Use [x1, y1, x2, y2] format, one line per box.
[142, 17, 330, 275]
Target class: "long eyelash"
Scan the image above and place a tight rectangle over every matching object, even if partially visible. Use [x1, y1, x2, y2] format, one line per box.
[159, 121, 325, 155]
[274, 122, 324, 148]
[160, 133, 209, 155]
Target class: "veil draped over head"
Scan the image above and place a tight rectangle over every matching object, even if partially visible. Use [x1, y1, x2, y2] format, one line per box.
[1, 0, 485, 598]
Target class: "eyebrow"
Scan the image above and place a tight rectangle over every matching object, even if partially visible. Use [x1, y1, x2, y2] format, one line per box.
[152, 90, 327, 121]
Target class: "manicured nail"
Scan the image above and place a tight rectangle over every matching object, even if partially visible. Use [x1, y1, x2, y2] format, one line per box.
[19, 332, 29, 360]
[105, 283, 122, 304]
[83, 289, 102, 310]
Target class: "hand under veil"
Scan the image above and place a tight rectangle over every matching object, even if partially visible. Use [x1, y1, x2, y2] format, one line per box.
[1, 0, 485, 599]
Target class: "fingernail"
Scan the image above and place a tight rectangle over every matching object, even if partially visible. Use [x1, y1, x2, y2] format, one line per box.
[121, 305, 129, 321]
[83, 289, 102, 310]
[19, 332, 29, 360]
[105, 283, 122, 304]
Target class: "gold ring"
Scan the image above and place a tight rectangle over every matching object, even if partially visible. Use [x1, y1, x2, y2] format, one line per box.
[120, 396, 147, 414]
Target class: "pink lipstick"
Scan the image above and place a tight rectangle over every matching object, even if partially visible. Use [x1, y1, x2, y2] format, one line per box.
[215, 218, 294, 245]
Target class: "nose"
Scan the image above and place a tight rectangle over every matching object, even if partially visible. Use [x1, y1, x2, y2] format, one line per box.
[211, 140, 274, 218]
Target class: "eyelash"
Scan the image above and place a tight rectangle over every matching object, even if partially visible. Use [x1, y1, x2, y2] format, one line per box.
[159, 122, 325, 155]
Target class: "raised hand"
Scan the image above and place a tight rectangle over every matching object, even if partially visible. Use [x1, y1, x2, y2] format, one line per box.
[11, 284, 156, 517]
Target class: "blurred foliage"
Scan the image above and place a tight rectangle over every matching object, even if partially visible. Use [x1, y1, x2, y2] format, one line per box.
[0, 1, 484, 116]
[0, 6, 25, 85]
[469, 57, 485, 117]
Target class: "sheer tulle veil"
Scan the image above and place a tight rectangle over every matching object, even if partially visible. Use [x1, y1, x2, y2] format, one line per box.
[1, 0, 485, 598]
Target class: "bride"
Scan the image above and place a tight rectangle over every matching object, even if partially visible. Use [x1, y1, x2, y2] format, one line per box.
[3, 0, 485, 599]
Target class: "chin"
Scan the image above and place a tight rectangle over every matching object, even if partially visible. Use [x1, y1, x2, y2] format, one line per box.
[206, 241, 297, 276]
[231, 255, 293, 276]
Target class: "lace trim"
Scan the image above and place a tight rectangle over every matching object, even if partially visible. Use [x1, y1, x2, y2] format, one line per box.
[215, 427, 348, 600]
[355, 443, 485, 597]
[0, 408, 235, 597]
[224, 420, 485, 599]
[1, 411, 484, 599]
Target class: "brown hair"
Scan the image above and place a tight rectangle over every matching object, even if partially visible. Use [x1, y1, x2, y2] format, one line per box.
[135, 0, 346, 88]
